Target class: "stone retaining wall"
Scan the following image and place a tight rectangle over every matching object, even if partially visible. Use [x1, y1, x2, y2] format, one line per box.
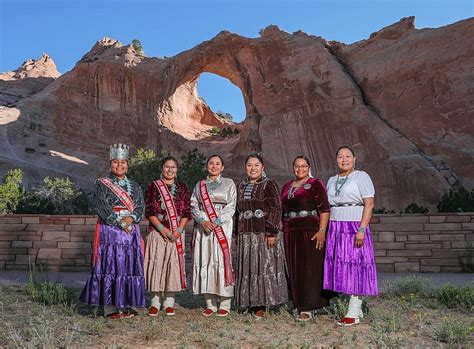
[0, 214, 472, 273]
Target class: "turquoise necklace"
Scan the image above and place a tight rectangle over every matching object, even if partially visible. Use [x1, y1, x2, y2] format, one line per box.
[160, 181, 177, 210]
[115, 176, 132, 195]
[335, 171, 353, 196]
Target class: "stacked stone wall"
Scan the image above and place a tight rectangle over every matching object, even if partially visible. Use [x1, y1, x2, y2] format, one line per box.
[0, 214, 472, 272]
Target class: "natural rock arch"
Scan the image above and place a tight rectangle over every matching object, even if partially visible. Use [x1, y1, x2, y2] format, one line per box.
[1, 18, 472, 210]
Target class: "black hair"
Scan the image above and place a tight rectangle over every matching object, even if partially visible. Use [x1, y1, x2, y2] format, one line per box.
[207, 154, 225, 166]
[293, 155, 311, 168]
[160, 156, 179, 169]
[245, 153, 264, 165]
[335, 145, 356, 158]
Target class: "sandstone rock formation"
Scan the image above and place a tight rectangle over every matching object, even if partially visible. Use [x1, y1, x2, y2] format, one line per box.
[0, 53, 60, 106]
[0, 17, 472, 210]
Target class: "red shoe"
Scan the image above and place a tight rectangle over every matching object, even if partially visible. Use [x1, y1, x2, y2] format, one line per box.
[202, 308, 215, 317]
[106, 311, 134, 320]
[165, 307, 175, 316]
[254, 310, 265, 319]
[148, 306, 159, 317]
[216, 309, 229, 317]
[338, 317, 360, 326]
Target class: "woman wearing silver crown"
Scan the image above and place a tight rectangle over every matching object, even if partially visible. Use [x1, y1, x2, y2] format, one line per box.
[191, 155, 237, 317]
[80, 144, 146, 320]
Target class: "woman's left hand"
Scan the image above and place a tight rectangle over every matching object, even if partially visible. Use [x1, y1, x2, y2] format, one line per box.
[266, 236, 277, 248]
[170, 230, 182, 242]
[355, 232, 365, 248]
[311, 231, 326, 250]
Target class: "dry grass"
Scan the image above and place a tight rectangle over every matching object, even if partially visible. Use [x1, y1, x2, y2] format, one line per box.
[0, 282, 473, 348]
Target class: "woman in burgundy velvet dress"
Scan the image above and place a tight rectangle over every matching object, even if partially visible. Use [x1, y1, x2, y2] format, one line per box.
[281, 156, 332, 321]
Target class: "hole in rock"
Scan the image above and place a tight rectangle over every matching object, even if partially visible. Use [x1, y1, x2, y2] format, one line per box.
[197, 73, 246, 123]
[158, 73, 246, 141]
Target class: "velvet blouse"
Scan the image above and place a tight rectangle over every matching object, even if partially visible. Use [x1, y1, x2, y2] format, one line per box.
[145, 180, 192, 229]
[280, 177, 330, 233]
[237, 177, 282, 236]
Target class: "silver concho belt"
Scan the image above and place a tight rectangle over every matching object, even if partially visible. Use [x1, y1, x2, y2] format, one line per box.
[284, 210, 318, 219]
[330, 203, 364, 207]
[239, 209, 265, 220]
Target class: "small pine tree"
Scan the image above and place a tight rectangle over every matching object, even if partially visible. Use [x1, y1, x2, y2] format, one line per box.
[131, 39, 144, 54]
[0, 169, 25, 214]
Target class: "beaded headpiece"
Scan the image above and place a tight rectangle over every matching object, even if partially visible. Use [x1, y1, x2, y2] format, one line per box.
[109, 143, 129, 160]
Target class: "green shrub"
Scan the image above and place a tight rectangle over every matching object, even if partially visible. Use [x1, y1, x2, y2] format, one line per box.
[386, 276, 433, 297]
[0, 168, 25, 214]
[128, 148, 167, 191]
[27, 280, 69, 305]
[128, 148, 207, 191]
[437, 186, 474, 213]
[326, 295, 349, 320]
[372, 309, 403, 333]
[373, 207, 396, 214]
[434, 283, 474, 310]
[404, 203, 429, 214]
[434, 317, 471, 346]
[180, 149, 207, 190]
[216, 110, 233, 121]
[16, 177, 90, 214]
[208, 126, 240, 137]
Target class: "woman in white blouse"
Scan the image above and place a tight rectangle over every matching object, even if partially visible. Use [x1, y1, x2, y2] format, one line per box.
[191, 155, 237, 317]
[323, 146, 378, 326]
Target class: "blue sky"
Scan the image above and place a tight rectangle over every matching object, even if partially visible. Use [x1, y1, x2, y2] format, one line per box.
[1, 0, 472, 122]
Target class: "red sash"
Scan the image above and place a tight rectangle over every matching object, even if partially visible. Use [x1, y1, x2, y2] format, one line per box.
[199, 180, 235, 286]
[154, 179, 187, 290]
[98, 178, 135, 212]
[92, 178, 140, 266]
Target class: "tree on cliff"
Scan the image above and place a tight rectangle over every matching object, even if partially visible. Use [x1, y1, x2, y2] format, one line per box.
[0, 168, 25, 214]
[132, 39, 144, 54]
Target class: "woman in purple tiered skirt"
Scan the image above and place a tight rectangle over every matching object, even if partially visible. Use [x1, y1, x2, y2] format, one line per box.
[80, 144, 146, 319]
[323, 145, 378, 326]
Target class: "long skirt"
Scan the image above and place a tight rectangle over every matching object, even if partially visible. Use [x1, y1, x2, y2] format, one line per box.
[323, 221, 378, 296]
[284, 229, 334, 311]
[79, 224, 146, 308]
[234, 232, 288, 308]
[192, 223, 234, 297]
[144, 229, 183, 292]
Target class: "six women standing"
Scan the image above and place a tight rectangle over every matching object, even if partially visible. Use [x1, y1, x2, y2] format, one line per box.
[84, 145, 378, 325]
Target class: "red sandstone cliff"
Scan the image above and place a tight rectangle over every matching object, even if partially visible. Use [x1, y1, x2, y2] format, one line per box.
[0, 17, 472, 210]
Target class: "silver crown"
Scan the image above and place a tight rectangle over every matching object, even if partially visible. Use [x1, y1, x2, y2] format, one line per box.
[109, 143, 129, 160]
